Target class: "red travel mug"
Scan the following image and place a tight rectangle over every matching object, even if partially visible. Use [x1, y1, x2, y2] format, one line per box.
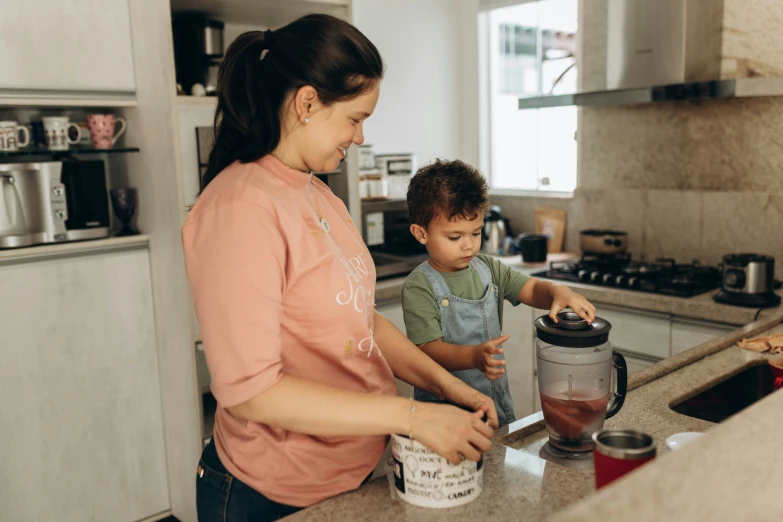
[592, 429, 656, 489]
[770, 356, 783, 390]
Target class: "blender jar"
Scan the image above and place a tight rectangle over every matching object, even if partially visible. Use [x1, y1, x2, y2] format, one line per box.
[535, 310, 627, 452]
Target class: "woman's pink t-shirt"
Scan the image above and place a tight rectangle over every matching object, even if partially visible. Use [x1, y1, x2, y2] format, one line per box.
[182, 155, 397, 507]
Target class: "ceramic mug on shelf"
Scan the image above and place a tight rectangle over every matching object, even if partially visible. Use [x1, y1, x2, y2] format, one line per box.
[0, 121, 31, 152]
[87, 114, 127, 150]
[42, 116, 82, 151]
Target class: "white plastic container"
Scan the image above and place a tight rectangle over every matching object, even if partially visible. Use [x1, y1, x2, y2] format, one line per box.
[390, 434, 483, 509]
[359, 170, 389, 200]
[376, 153, 416, 200]
[358, 144, 377, 171]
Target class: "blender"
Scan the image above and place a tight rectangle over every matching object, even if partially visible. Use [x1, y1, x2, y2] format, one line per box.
[535, 310, 627, 453]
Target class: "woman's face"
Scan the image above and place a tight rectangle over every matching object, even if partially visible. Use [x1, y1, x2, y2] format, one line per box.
[294, 82, 380, 173]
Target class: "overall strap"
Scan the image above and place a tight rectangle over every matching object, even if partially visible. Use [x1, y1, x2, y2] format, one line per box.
[414, 261, 451, 298]
[470, 256, 494, 287]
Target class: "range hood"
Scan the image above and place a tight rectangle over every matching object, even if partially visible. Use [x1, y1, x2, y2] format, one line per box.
[519, 0, 783, 109]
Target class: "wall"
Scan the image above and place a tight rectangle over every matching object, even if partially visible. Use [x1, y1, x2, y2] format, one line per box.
[496, 0, 783, 276]
[353, 0, 462, 165]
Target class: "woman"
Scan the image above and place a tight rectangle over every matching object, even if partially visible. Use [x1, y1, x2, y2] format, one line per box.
[182, 14, 498, 522]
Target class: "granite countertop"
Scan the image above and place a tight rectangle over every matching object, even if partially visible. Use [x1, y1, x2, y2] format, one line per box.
[286, 314, 783, 522]
[375, 253, 783, 325]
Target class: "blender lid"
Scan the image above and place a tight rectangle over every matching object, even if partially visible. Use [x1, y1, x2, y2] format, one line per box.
[534, 309, 612, 348]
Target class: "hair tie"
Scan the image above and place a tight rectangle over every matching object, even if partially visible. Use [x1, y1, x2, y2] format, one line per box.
[260, 29, 275, 61]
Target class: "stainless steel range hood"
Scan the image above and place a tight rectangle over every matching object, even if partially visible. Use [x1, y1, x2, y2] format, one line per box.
[518, 0, 783, 110]
[519, 78, 783, 109]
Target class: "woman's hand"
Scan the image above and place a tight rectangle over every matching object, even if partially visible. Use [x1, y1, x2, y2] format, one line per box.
[412, 402, 493, 465]
[549, 286, 596, 324]
[441, 377, 499, 429]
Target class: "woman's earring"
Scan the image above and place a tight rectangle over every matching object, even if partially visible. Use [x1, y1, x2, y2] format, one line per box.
[305, 117, 309, 124]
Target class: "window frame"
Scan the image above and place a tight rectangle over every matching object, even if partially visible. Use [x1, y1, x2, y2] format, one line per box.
[478, 0, 579, 198]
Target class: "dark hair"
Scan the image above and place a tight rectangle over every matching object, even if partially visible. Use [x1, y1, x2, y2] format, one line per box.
[201, 14, 384, 191]
[407, 159, 489, 228]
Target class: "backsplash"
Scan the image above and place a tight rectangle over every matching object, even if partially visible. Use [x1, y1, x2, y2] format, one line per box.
[495, 0, 783, 275]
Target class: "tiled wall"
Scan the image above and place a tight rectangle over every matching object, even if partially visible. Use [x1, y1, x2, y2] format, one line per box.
[495, 0, 783, 275]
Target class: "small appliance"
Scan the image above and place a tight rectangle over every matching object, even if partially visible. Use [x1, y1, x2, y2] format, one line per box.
[172, 13, 225, 96]
[0, 161, 110, 249]
[361, 199, 427, 279]
[714, 253, 781, 308]
[481, 205, 511, 256]
[535, 310, 627, 453]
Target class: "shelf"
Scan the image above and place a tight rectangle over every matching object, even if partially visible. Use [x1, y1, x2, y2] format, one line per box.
[518, 78, 783, 110]
[170, 0, 350, 26]
[0, 94, 137, 108]
[176, 95, 218, 107]
[0, 235, 149, 266]
[0, 146, 140, 158]
[360, 198, 407, 212]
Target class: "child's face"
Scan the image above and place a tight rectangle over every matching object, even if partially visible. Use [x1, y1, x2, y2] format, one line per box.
[412, 212, 484, 272]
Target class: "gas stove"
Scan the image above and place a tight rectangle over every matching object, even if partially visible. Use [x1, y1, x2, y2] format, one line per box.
[533, 254, 722, 297]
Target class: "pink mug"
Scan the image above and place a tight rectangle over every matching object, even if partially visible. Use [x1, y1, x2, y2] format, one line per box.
[87, 114, 127, 150]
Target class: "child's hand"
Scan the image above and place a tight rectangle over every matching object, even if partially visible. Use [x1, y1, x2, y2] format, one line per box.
[549, 286, 596, 325]
[472, 335, 509, 380]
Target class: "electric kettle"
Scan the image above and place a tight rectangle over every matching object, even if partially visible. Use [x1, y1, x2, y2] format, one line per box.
[482, 205, 509, 255]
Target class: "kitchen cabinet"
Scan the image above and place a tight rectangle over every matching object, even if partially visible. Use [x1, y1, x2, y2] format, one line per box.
[504, 304, 536, 419]
[0, 0, 136, 96]
[595, 303, 671, 360]
[376, 299, 414, 398]
[671, 318, 736, 356]
[616, 349, 660, 374]
[0, 249, 169, 522]
[373, 300, 410, 479]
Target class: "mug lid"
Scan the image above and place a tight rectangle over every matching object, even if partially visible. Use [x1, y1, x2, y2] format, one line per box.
[593, 429, 656, 460]
[534, 309, 611, 348]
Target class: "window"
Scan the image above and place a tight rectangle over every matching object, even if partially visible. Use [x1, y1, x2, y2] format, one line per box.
[479, 0, 578, 194]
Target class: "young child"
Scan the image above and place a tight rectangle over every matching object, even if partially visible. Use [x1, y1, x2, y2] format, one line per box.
[401, 159, 596, 427]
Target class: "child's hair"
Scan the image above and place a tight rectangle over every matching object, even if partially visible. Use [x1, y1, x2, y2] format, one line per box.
[407, 159, 489, 228]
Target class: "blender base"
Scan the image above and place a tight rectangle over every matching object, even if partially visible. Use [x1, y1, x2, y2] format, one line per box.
[539, 440, 594, 470]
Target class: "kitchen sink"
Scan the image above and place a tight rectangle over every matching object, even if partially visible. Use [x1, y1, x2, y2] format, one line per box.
[670, 364, 776, 423]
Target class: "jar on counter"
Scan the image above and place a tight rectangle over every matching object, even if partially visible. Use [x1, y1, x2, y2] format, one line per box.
[358, 144, 376, 171]
[375, 153, 416, 200]
[359, 170, 389, 200]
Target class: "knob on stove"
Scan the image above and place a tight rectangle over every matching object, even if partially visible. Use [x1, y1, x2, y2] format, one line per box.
[615, 274, 627, 287]
[578, 270, 591, 282]
[602, 273, 615, 285]
[590, 271, 602, 283]
[627, 276, 639, 289]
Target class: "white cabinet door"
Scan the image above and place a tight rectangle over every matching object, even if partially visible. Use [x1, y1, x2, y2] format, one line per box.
[595, 303, 671, 359]
[375, 300, 413, 396]
[0, 0, 136, 93]
[0, 250, 169, 522]
[615, 349, 659, 375]
[503, 304, 536, 419]
[373, 300, 411, 479]
[671, 318, 736, 356]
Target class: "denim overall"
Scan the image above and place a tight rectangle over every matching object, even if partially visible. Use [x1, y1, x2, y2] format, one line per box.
[413, 257, 516, 427]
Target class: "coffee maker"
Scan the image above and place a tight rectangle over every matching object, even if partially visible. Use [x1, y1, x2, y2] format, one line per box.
[172, 13, 225, 95]
[0, 161, 111, 248]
